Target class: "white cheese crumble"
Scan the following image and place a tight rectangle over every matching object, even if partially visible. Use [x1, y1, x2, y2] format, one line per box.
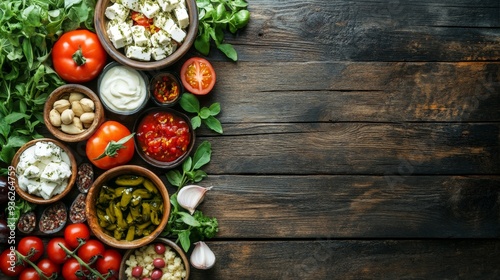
[104, 0, 189, 61]
[16, 141, 72, 200]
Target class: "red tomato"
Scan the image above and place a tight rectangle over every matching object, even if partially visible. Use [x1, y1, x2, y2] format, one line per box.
[52, 30, 107, 83]
[37, 259, 60, 278]
[62, 258, 86, 280]
[64, 223, 91, 250]
[17, 236, 44, 262]
[86, 121, 135, 170]
[180, 57, 216, 95]
[19, 267, 40, 280]
[46, 237, 69, 264]
[131, 11, 160, 33]
[96, 249, 122, 280]
[77, 239, 106, 264]
[0, 248, 24, 276]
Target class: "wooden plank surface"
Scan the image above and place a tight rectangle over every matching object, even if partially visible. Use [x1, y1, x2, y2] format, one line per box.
[190, 240, 500, 280]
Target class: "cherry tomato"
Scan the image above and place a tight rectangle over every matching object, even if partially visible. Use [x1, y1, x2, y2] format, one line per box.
[46, 237, 69, 264]
[17, 236, 44, 262]
[180, 57, 216, 95]
[37, 258, 60, 278]
[0, 248, 24, 276]
[131, 11, 160, 33]
[62, 258, 86, 280]
[86, 121, 135, 170]
[77, 239, 106, 264]
[64, 223, 91, 250]
[52, 30, 107, 83]
[96, 249, 122, 280]
[19, 267, 40, 280]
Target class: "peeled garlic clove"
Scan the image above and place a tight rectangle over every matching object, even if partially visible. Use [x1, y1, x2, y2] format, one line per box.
[190, 241, 216, 270]
[177, 185, 212, 214]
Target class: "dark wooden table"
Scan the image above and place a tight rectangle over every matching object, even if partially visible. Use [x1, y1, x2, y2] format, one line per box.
[3, 0, 500, 279]
[184, 0, 500, 279]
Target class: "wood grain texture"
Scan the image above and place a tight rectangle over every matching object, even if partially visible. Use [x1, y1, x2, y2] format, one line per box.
[189, 240, 500, 280]
[204, 0, 500, 62]
[205, 61, 500, 123]
[197, 175, 500, 239]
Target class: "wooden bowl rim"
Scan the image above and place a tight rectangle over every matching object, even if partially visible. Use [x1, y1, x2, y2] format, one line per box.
[12, 138, 77, 205]
[94, 0, 199, 71]
[133, 107, 195, 169]
[85, 165, 171, 249]
[43, 84, 105, 143]
[119, 237, 191, 279]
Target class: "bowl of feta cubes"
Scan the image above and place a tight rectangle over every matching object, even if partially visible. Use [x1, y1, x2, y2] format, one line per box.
[12, 138, 77, 205]
[94, 0, 198, 71]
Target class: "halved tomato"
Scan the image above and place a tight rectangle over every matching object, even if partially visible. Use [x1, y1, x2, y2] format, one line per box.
[180, 57, 216, 95]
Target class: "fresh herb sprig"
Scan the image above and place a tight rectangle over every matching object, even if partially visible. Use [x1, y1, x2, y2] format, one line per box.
[195, 0, 250, 61]
[162, 141, 219, 252]
[179, 93, 223, 134]
[0, 0, 96, 174]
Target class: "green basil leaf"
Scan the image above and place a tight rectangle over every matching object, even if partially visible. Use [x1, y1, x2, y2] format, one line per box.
[232, 0, 249, 8]
[180, 93, 200, 113]
[192, 141, 212, 170]
[209, 102, 221, 116]
[6, 135, 30, 148]
[199, 107, 211, 119]
[22, 39, 34, 70]
[191, 116, 201, 130]
[170, 193, 180, 210]
[0, 146, 15, 165]
[5, 112, 28, 124]
[178, 212, 201, 227]
[193, 170, 208, 182]
[182, 156, 193, 173]
[215, 3, 226, 20]
[166, 170, 183, 187]
[217, 43, 238, 61]
[203, 116, 224, 134]
[234, 9, 250, 28]
[194, 25, 211, 55]
[178, 230, 191, 252]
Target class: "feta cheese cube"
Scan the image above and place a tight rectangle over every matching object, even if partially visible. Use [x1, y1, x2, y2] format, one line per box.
[121, 0, 140, 11]
[131, 25, 150, 46]
[150, 30, 171, 47]
[27, 182, 40, 195]
[40, 181, 58, 199]
[160, 18, 176, 33]
[58, 162, 72, 180]
[125, 45, 151, 61]
[34, 141, 54, 158]
[151, 47, 167, 60]
[108, 23, 133, 49]
[167, 23, 186, 43]
[105, 3, 129, 21]
[174, 6, 189, 28]
[23, 165, 40, 179]
[141, 1, 161, 19]
[158, 0, 177, 12]
[41, 162, 62, 182]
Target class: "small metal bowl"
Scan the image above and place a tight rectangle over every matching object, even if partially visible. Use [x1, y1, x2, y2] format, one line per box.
[150, 72, 183, 107]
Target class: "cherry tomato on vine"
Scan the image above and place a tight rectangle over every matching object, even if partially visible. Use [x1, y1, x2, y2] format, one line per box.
[17, 236, 44, 262]
[19, 267, 40, 280]
[64, 223, 91, 250]
[0, 248, 24, 276]
[46, 237, 69, 264]
[37, 258, 60, 278]
[96, 249, 122, 280]
[52, 29, 107, 83]
[62, 258, 86, 280]
[180, 57, 216, 95]
[86, 121, 135, 170]
[77, 239, 106, 264]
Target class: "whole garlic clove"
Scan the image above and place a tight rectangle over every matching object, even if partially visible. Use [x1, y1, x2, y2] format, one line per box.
[190, 241, 216, 270]
[177, 185, 213, 215]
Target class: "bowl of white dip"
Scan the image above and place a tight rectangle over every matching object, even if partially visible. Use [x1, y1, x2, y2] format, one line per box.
[98, 62, 150, 115]
[12, 138, 77, 205]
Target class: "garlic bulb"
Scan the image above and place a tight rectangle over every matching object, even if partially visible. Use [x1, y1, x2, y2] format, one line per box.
[177, 185, 213, 214]
[190, 241, 216, 269]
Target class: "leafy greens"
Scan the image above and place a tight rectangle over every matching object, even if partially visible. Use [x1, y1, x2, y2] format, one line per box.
[0, 0, 96, 174]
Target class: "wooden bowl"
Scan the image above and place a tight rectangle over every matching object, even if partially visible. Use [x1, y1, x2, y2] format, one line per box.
[134, 108, 195, 169]
[94, 0, 199, 71]
[12, 138, 77, 205]
[119, 238, 190, 279]
[43, 84, 105, 143]
[86, 165, 171, 249]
